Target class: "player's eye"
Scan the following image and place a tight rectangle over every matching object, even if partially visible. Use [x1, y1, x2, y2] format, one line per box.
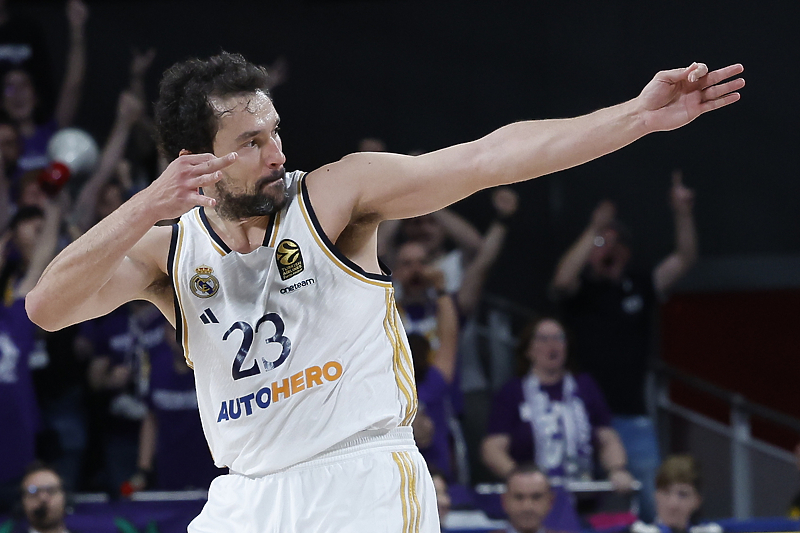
[244, 139, 258, 148]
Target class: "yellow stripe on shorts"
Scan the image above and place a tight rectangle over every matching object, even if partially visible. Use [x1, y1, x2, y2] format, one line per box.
[392, 451, 421, 533]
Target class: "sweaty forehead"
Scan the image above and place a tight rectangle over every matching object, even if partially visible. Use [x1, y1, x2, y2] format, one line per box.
[209, 90, 273, 118]
[209, 90, 278, 148]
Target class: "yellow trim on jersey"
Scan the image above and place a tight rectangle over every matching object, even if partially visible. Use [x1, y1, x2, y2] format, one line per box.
[193, 209, 227, 257]
[384, 289, 417, 426]
[172, 220, 193, 368]
[391, 290, 417, 424]
[296, 175, 392, 288]
[267, 209, 283, 248]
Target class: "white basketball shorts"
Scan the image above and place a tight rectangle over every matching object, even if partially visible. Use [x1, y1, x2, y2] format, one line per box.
[188, 427, 439, 532]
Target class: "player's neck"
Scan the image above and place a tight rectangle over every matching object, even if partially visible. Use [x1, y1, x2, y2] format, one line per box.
[204, 208, 270, 254]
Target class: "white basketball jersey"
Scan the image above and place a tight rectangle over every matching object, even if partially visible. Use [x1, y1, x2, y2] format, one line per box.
[169, 171, 417, 476]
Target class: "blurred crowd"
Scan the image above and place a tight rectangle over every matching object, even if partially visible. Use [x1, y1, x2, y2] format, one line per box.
[0, 2, 790, 533]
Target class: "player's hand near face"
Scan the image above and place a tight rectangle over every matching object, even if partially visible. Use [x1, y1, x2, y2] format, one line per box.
[143, 152, 237, 222]
[637, 62, 744, 132]
[27, 152, 238, 331]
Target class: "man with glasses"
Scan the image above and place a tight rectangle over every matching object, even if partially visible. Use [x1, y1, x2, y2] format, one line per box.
[5, 463, 72, 533]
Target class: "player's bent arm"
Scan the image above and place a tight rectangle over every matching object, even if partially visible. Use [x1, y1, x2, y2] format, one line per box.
[25, 203, 171, 332]
[27, 152, 236, 331]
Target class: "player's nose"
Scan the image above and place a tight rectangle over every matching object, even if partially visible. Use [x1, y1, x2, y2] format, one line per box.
[263, 139, 286, 169]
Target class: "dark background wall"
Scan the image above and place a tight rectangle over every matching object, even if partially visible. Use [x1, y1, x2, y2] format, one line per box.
[21, 0, 797, 311]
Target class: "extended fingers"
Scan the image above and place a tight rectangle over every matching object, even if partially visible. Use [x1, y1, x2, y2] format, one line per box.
[699, 91, 741, 114]
[192, 190, 217, 208]
[200, 152, 238, 173]
[178, 152, 237, 169]
[193, 170, 224, 189]
[702, 77, 746, 101]
[699, 63, 744, 89]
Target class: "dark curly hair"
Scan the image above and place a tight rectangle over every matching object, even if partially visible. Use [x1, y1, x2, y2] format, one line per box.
[154, 52, 272, 161]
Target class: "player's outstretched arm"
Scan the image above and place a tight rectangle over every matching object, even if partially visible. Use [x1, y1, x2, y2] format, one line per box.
[26, 152, 237, 331]
[309, 62, 743, 235]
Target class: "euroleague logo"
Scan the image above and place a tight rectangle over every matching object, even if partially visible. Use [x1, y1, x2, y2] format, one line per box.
[276, 239, 304, 280]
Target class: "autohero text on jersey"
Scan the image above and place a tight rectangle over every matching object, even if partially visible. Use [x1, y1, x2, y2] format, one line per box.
[217, 361, 343, 423]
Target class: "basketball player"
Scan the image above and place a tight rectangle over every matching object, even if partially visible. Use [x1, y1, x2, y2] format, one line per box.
[26, 53, 743, 531]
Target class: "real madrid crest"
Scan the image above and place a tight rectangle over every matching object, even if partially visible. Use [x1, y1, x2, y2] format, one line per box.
[276, 239, 304, 281]
[190, 265, 220, 298]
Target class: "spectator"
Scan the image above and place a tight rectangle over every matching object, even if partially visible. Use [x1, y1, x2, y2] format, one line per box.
[550, 172, 697, 520]
[77, 301, 166, 495]
[629, 455, 721, 533]
[0, 112, 21, 211]
[429, 467, 451, 531]
[0, 199, 63, 513]
[67, 88, 144, 237]
[2, 0, 87, 174]
[457, 187, 519, 317]
[395, 244, 458, 477]
[481, 317, 633, 525]
[382, 208, 483, 295]
[490, 463, 559, 533]
[0, 0, 54, 100]
[128, 323, 219, 492]
[405, 267, 458, 478]
[0, 462, 74, 533]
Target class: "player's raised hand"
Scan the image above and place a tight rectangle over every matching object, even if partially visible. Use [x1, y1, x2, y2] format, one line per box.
[637, 62, 744, 132]
[144, 152, 237, 221]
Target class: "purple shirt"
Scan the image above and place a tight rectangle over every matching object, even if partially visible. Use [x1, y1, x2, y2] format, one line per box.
[146, 339, 219, 490]
[17, 118, 57, 172]
[79, 305, 166, 437]
[0, 297, 39, 483]
[416, 366, 451, 478]
[486, 373, 612, 467]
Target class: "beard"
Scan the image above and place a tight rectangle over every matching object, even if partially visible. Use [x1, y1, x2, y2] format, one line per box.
[30, 503, 60, 530]
[214, 168, 289, 220]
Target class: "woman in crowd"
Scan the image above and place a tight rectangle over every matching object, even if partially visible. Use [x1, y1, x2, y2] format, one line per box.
[481, 316, 634, 489]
